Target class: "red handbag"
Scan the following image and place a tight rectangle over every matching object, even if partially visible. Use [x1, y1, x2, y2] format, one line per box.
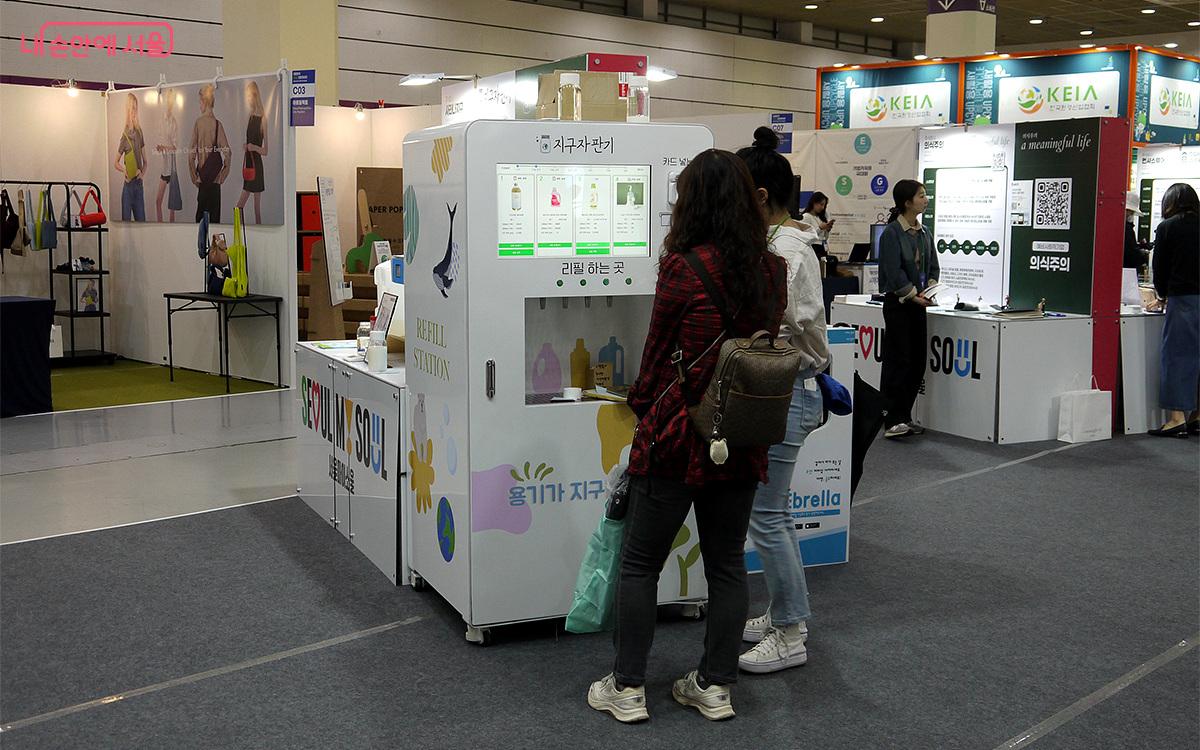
[79, 188, 106, 227]
[242, 151, 256, 182]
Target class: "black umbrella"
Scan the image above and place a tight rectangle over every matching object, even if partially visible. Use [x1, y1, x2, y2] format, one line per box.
[850, 373, 887, 501]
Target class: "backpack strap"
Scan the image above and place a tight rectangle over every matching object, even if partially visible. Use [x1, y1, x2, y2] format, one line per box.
[682, 250, 734, 331]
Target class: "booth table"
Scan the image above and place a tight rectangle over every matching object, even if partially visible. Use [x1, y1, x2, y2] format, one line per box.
[295, 341, 408, 585]
[164, 292, 283, 392]
[1119, 310, 1166, 434]
[831, 297, 1094, 443]
[0, 296, 54, 417]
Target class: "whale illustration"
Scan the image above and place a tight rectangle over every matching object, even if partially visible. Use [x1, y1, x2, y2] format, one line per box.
[433, 203, 460, 298]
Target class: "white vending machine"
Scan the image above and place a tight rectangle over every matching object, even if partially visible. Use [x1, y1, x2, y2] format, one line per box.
[403, 120, 713, 643]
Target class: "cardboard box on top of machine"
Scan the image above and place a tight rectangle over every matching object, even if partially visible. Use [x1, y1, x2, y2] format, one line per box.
[535, 71, 626, 121]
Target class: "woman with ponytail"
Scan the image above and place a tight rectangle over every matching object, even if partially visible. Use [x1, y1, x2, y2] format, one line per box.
[733, 126, 827, 674]
[878, 178, 939, 439]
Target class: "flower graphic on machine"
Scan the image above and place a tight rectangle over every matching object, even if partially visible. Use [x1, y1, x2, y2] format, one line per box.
[408, 393, 435, 514]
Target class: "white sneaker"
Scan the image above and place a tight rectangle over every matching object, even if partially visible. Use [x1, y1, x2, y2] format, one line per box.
[884, 423, 912, 438]
[587, 673, 649, 723]
[738, 624, 809, 673]
[672, 670, 735, 721]
[742, 611, 772, 643]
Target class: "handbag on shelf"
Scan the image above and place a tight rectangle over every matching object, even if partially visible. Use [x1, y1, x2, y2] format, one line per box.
[221, 207, 248, 298]
[39, 189, 57, 250]
[58, 188, 70, 228]
[242, 150, 256, 182]
[205, 229, 231, 296]
[79, 188, 107, 227]
[1, 190, 18, 250]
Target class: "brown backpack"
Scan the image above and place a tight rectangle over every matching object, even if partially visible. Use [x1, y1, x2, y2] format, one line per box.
[676, 252, 802, 463]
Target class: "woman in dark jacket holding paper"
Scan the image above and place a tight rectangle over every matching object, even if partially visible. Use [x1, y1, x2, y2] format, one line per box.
[877, 179, 939, 439]
[587, 150, 787, 724]
[1148, 183, 1200, 437]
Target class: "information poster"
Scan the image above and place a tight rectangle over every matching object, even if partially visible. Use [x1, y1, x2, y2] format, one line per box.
[496, 164, 649, 258]
[1132, 50, 1200, 145]
[1134, 145, 1200, 242]
[1007, 119, 1102, 313]
[803, 127, 917, 255]
[819, 63, 959, 130]
[963, 50, 1130, 126]
[919, 126, 1015, 306]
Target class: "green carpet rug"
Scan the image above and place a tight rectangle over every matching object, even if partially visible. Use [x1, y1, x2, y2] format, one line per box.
[51, 359, 280, 412]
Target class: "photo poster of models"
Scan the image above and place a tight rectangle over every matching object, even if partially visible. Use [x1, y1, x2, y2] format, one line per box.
[105, 73, 283, 226]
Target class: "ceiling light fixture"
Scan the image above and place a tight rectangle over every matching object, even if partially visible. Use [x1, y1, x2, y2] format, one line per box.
[1164, 42, 1180, 48]
[354, 102, 365, 120]
[833, 62, 846, 68]
[1000, 53, 1011, 58]
[850, 64, 862, 69]
[913, 54, 928, 60]
[932, 57, 944, 62]
[1140, 7, 1155, 13]
[870, 16, 884, 22]
[646, 66, 678, 82]
[1190, 20, 1200, 27]
[1080, 29, 1093, 36]
[1029, 18, 1043, 24]
[66, 78, 79, 97]
[804, 3, 818, 8]
[399, 73, 445, 86]
[1096, 46, 1108, 51]
[1079, 43, 1095, 48]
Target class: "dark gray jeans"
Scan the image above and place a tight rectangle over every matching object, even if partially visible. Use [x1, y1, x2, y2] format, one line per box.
[613, 474, 757, 687]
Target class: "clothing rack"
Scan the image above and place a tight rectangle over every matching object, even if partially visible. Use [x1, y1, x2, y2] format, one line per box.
[0, 180, 116, 367]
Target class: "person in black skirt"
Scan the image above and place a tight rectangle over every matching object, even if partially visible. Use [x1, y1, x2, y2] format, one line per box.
[237, 80, 268, 224]
[877, 179, 939, 439]
[1147, 183, 1200, 437]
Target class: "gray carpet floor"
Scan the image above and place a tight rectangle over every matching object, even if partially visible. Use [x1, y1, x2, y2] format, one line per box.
[1, 432, 1196, 749]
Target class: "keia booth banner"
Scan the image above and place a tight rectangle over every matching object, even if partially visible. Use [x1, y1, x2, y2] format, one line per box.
[819, 63, 959, 130]
[963, 50, 1130, 126]
[1133, 50, 1200, 145]
[105, 73, 284, 225]
[920, 119, 1104, 314]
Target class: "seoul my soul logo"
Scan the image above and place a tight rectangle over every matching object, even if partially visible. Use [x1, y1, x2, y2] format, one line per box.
[929, 337, 982, 379]
[1017, 86, 1044, 115]
[864, 96, 888, 123]
[299, 375, 389, 492]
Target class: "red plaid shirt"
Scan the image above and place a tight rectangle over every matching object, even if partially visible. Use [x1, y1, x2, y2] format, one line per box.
[627, 244, 787, 486]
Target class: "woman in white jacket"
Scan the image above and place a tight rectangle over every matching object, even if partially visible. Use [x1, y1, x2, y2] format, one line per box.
[735, 127, 829, 674]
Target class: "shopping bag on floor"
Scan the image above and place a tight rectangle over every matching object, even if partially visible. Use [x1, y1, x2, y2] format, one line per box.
[1057, 381, 1111, 443]
[565, 466, 629, 634]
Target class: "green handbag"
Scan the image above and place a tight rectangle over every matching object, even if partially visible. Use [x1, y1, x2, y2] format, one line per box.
[221, 207, 249, 298]
[122, 133, 139, 180]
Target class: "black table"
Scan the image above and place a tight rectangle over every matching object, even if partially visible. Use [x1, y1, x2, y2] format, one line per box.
[0, 296, 55, 417]
[163, 292, 283, 393]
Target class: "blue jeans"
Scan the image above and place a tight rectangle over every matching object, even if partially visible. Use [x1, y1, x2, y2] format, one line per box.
[121, 178, 145, 222]
[747, 371, 823, 626]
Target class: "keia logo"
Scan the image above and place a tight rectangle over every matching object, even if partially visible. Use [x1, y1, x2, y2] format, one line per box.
[1046, 84, 1098, 103]
[929, 337, 982, 379]
[890, 93, 934, 111]
[1160, 87, 1193, 116]
[1017, 86, 1044, 114]
[864, 95, 888, 122]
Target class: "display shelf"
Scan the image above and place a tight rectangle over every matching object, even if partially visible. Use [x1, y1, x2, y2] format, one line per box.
[52, 269, 111, 276]
[51, 349, 118, 367]
[1, 179, 115, 366]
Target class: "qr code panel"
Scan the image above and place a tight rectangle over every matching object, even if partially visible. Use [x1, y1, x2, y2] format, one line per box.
[1033, 178, 1072, 230]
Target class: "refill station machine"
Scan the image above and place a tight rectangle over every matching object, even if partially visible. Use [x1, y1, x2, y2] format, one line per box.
[403, 120, 713, 642]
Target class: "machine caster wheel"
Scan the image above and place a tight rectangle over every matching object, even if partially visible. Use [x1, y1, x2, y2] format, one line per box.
[465, 625, 494, 646]
[411, 574, 429, 592]
[681, 603, 706, 620]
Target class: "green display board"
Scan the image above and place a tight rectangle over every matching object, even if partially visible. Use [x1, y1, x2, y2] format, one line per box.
[819, 63, 959, 130]
[963, 51, 1130, 126]
[1007, 119, 1102, 313]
